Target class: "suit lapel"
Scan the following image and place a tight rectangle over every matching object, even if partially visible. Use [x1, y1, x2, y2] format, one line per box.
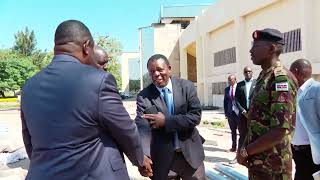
[301, 79, 314, 100]
[171, 77, 181, 115]
[249, 79, 256, 98]
[150, 84, 168, 115]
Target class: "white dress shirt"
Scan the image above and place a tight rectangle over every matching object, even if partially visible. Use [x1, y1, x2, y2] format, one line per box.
[292, 78, 313, 145]
[245, 78, 253, 109]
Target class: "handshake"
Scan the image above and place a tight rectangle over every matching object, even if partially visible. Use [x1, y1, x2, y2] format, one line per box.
[138, 155, 153, 177]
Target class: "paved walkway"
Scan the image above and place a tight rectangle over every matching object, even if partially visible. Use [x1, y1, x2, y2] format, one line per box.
[0, 101, 248, 179]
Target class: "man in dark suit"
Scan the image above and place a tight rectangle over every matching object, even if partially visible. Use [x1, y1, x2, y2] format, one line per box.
[135, 54, 205, 180]
[235, 66, 256, 150]
[224, 74, 239, 152]
[20, 20, 152, 180]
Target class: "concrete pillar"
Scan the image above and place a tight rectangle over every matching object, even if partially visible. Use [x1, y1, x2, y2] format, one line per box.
[179, 42, 188, 79]
[196, 37, 204, 105]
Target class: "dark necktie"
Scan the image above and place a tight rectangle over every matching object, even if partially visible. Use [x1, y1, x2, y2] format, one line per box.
[231, 85, 234, 100]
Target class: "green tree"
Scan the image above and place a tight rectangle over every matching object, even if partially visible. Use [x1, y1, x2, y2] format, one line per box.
[129, 79, 140, 92]
[96, 36, 122, 89]
[0, 55, 37, 97]
[31, 50, 53, 69]
[13, 27, 36, 56]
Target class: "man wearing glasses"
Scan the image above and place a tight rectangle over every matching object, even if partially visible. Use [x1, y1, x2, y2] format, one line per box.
[235, 66, 256, 152]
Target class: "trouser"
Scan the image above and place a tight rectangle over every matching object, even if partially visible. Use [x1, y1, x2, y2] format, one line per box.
[292, 144, 320, 180]
[238, 115, 248, 150]
[152, 152, 206, 180]
[227, 112, 239, 149]
[249, 169, 292, 180]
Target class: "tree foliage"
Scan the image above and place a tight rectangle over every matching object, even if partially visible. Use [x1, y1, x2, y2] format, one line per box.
[13, 27, 36, 56]
[0, 53, 38, 97]
[96, 36, 122, 89]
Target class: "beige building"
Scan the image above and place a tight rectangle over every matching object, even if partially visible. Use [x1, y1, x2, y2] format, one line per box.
[120, 52, 140, 92]
[179, 0, 320, 107]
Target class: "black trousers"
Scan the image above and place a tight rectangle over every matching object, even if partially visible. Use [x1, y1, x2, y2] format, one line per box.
[227, 112, 239, 149]
[292, 144, 320, 180]
[169, 152, 206, 180]
[238, 115, 247, 150]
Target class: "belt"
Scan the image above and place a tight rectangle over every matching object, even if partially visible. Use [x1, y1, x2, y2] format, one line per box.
[291, 144, 310, 151]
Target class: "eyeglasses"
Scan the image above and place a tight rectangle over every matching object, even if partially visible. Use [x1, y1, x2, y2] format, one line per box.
[244, 71, 252, 73]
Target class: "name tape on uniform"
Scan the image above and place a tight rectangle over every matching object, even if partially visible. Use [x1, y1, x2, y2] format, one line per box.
[275, 82, 289, 91]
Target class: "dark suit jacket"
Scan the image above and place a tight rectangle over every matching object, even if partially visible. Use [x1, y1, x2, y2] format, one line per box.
[135, 77, 204, 179]
[235, 79, 256, 114]
[224, 86, 235, 118]
[21, 55, 144, 180]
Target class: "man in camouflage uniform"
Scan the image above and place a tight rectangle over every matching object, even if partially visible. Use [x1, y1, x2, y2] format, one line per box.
[236, 28, 298, 180]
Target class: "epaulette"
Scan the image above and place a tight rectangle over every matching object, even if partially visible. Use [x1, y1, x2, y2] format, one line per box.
[273, 62, 286, 77]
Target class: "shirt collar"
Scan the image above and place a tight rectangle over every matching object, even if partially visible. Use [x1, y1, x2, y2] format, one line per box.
[156, 78, 173, 93]
[299, 78, 313, 92]
[245, 78, 253, 83]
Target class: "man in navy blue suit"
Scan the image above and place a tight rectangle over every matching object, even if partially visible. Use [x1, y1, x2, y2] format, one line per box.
[21, 20, 152, 180]
[224, 74, 239, 152]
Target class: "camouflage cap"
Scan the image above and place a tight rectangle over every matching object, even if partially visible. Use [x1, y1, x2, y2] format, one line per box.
[252, 28, 285, 45]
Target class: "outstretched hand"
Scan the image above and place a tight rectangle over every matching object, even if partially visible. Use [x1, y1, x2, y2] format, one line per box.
[138, 155, 153, 177]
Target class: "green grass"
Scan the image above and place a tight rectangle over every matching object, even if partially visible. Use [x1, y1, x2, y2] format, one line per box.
[210, 121, 225, 128]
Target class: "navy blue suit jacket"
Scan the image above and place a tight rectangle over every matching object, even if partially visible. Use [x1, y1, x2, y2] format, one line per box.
[21, 55, 144, 180]
[224, 86, 234, 118]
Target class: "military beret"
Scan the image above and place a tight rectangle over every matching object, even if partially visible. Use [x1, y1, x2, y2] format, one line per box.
[252, 28, 285, 45]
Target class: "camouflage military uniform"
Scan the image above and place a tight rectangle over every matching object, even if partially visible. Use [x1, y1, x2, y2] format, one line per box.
[247, 61, 298, 180]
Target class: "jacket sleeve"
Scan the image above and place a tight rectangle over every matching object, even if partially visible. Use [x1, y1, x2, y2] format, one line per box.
[134, 94, 152, 157]
[21, 110, 32, 159]
[165, 81, 202, 132]
[98, 73, 144, 167]
[224, 88, 228, 115]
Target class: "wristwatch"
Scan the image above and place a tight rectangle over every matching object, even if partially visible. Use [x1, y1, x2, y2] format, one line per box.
[240, 147, 248, 158]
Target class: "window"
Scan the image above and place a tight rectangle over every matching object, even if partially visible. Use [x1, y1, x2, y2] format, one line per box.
[283, 28, 301, 53]
[213, 47, 236, 67]
[212, 82, 227, 94]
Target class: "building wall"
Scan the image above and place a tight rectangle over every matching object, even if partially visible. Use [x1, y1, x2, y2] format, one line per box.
[179, 0, 320, 107]
[154, 24, 182, 77]
[120, 52, 140, 92]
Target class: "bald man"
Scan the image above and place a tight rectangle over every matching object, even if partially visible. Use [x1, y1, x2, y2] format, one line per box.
[290, 59, 320, 180]
[20, 20, 152, 180]
[224, 74, 239, 152]
[93, 45, 108, 69]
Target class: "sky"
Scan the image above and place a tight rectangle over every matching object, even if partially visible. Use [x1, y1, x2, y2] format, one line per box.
[0, 0, 214, 52]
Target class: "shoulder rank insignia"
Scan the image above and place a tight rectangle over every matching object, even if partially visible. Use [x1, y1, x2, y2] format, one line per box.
[275, 82, 289, 91]
[274, 66, 286, 77]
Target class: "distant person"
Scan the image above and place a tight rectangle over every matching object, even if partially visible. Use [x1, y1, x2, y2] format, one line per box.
[93, 45, 109, 69]
[290, 59, 320, 180]
[135, 54, 206, 180]
[235, 66, 256, 150]
[20, 20, 152, 180]
[237, 28, 298, 179]
[224, 74, 239, 152]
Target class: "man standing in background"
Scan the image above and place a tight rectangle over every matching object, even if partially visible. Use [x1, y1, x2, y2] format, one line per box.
[235, 66, 256, 150]
[224, 74, 239, 152]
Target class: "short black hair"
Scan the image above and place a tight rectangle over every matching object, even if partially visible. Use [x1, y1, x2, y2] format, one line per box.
[54, 20, 94, 47]
[147, 54, 170, 68]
